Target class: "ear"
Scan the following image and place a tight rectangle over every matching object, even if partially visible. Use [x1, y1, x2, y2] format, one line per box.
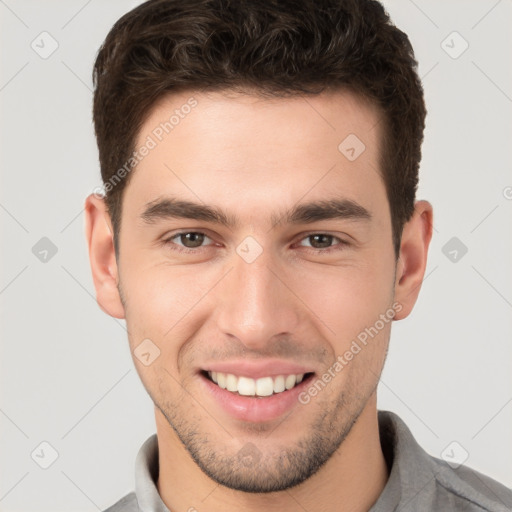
[393, 200, 433, 320]
[84, 193, 125, 319]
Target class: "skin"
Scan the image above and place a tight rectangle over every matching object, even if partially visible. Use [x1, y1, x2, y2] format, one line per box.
[85, 89, 433, 512]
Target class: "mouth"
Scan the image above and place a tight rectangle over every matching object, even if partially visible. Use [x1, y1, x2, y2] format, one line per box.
[197, 360, 317, 422]
[201, 370, 315, 397]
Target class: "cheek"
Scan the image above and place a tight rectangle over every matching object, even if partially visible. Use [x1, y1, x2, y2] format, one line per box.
[121, 262, 221, 354]
[122, 267, 210, 390]
[126, 261, 186, 311]
[289, 259, 394, 343]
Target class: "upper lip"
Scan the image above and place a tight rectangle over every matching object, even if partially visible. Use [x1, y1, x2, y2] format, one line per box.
[201, 359, 314, 379]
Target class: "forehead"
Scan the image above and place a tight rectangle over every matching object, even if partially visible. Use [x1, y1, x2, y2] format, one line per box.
[124, 89, 386, 223]
[137, 88, 382, 151]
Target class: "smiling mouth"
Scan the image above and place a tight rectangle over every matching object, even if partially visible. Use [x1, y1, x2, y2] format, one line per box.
[202, 370, 315, 397]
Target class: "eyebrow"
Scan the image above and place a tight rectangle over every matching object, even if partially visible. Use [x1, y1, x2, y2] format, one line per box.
[140, 196, 372, 229]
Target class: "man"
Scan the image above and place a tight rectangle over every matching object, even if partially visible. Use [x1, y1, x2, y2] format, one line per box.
[84, 0, 512, 510]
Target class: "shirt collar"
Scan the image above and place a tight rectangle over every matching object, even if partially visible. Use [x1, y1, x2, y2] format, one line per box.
[133, 410, 437, 512]
[369, 410, 439, 511]
[134, 435, 170, 512]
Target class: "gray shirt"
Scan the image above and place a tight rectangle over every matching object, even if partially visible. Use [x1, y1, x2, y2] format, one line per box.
[103, 410, 512, 511]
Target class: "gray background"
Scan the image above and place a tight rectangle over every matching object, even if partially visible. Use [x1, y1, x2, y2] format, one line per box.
[1, 0, 511, 510]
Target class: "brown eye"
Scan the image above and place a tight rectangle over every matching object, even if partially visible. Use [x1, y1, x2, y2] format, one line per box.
[297, 233, 348, 253]
[306, 234, 334, 249]
[163, 231, 214, 251]
[178, 232, 206, 248]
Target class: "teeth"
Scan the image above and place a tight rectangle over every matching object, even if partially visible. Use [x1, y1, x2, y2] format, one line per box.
[273, 375, 285, 393]
[207, 371, 306, 396]
[256, 377, 274, 396]
[285, 375, 296, 390]
[238, 376, 256, 396]
[226, 373, 238, 392]
[217, 372, 227, 389]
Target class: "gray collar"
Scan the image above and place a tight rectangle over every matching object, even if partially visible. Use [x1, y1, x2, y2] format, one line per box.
[131, 410, 510, 512]
[133, 410, 414, 512]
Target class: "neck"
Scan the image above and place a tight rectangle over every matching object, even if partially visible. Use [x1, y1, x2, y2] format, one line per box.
[156, 394, 388, 512]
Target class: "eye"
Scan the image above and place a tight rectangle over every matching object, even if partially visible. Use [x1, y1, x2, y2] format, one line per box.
[163, 231, 214, 251]
[297, 233, 348, 252]
[161, 231, 349, 254]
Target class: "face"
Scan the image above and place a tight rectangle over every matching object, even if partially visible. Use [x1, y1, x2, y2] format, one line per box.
[93, 90, 407, 492]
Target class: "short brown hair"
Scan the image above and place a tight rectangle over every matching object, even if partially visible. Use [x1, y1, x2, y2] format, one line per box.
[93, 0, 426, 257]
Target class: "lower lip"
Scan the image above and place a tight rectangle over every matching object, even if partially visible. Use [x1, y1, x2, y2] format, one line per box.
[199, 373, 313, 423]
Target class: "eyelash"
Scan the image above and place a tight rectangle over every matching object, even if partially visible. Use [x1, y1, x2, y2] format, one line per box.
[161, 231, 349, 254]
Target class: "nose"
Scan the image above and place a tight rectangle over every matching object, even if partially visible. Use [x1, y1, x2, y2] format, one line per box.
[214, 247, 301, 350]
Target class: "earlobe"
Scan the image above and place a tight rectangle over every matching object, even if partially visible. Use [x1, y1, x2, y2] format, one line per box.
[84, 193, 126, 319]
[393, 200, 433, 321]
